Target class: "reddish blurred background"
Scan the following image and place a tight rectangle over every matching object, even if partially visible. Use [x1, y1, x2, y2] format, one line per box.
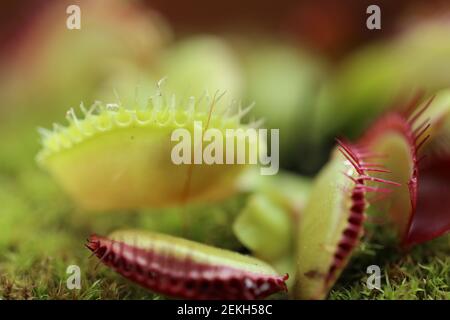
[2, 0, 449, 63]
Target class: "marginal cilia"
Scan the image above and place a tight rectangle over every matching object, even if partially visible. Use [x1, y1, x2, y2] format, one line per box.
[86, 231, 288, 300]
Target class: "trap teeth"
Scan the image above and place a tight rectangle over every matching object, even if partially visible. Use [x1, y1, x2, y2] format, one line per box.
[295, 144, 367, 299]
[36, 87, 256, 210]
[87, 230, 288, 300]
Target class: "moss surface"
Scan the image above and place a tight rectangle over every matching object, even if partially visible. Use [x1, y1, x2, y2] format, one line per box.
[0, 122, 448, 300]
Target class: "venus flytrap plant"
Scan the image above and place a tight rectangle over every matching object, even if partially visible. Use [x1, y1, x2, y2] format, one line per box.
[411, 92, 450, 246]
[35, 75, 450, 300]
[36, 86, 259, 211]
[237, 168, 312, 214]
[233, 170, 311, 288]
[292, 92, 450, 299]
[359, 92, 450, 246]
[233, 194, 295, 289]
[294, 140, 400, 299]
[234, 195, 292, 263]
[36, 80, 288, 300]
[86, 230, 288, 300]
[234, 170, 312, 260]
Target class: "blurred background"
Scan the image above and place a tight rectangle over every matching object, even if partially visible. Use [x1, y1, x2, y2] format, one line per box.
[0, 0, 450, 299]
[1, 0, 450, 173]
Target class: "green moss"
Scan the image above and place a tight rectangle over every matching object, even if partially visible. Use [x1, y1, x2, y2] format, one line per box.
[330, 230, 450, 300]
[0, 121, 449, 300]
[0, 121, 243, 299]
